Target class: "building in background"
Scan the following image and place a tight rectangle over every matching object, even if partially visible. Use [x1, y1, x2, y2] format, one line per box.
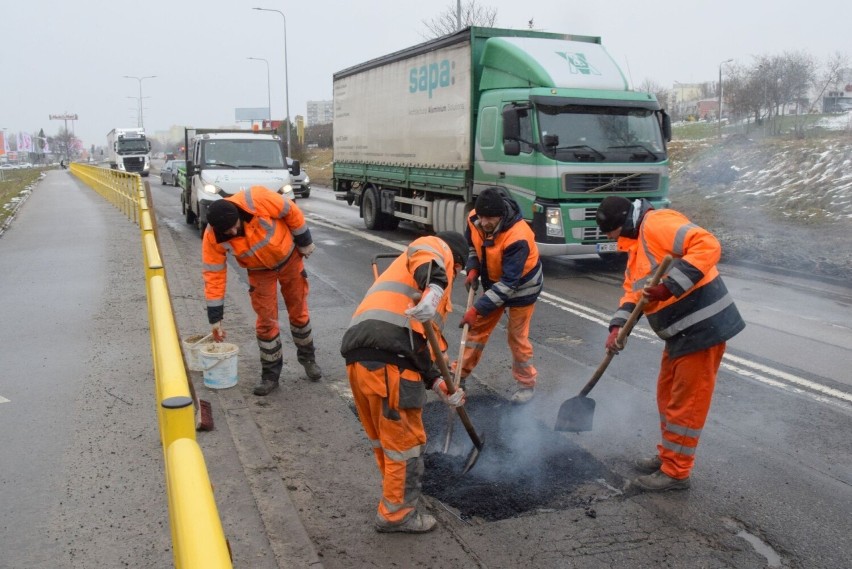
[306, 100, 333, 126]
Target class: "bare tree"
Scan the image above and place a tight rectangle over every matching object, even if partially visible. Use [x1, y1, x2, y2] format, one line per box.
[637, 79, 670, 111]
[422, 1, 498, 38]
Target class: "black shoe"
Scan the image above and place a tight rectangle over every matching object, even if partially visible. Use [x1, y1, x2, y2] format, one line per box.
[302, 360, 322, 381]
[253, 379, 279, 396]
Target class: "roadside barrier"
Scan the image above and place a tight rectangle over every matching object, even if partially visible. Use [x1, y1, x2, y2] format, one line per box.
[70, 164, 232, 568]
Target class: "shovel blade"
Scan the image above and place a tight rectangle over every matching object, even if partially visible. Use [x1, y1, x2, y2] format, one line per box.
[460, 434, 484, 475]
[555, 395, 596, 432]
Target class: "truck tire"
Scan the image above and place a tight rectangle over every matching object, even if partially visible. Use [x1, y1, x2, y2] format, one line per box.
[184, 197, 196, 225]
[363, 187, 382, 229]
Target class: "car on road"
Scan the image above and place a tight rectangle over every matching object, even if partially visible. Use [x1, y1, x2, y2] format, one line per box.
[287, 157, 311, 198]
[160, 159, 185, 186]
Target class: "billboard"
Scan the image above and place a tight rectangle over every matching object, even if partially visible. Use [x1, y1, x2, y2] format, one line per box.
[235, 107, 270, 121]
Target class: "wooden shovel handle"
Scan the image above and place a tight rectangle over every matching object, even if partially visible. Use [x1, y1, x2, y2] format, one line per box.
[424, 323, 484, 450]
[578, 255, 673, 397]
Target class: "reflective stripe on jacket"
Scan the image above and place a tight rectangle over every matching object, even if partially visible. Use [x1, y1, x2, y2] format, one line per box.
[465, 196, 543, 316]
[202, 186, 312, 320]
[340, 236, 456, 381]
[610, 208, 745, 358]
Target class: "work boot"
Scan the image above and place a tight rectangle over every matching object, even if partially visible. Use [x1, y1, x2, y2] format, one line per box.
[510, 386, 535, 404]
[631, 470, 691, 492]
[301, 360, 322, 381]
[253, 379, 279, 396]
[634, 455, 663, 474]
[374, 510, 437, 534]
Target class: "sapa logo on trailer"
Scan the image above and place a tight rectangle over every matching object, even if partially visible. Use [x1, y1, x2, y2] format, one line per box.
[555, 52, 601, 76]
[409, 59, 456, 98]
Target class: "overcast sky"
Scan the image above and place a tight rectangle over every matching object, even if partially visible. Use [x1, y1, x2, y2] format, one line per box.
[2, 0, 849, 147]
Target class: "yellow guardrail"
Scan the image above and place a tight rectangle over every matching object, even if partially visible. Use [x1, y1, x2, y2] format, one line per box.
[70, 164, 232, 568]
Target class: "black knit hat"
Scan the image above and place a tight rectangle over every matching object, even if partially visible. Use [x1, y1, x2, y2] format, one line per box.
[596, 196, 631, 232]
[436, 231, 467, 267]
[475, 187, 506, 218]
[207, 199, 240, 233]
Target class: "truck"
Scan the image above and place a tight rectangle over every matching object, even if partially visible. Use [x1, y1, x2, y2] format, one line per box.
[107, 127, 152, 176]
[332, 26, 672, 257]
[180, 128, 299, 235]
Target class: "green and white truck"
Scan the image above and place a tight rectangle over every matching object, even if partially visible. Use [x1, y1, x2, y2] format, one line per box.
[333, 26, 671, 256]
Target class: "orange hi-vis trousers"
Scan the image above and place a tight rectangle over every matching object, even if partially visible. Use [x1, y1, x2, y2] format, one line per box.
[458, 304, 537, 388]
[656, 342, 726, 480]
[347, 361, 427, 524]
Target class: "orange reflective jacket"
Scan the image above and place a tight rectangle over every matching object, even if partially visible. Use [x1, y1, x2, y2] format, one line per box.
[341, 236, 456, 381]
[612, 207, 744, 357]
[202, 186, 312, 317]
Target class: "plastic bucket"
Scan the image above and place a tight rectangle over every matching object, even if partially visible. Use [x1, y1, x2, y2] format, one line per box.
[199, 343, 239, 389]
[183, 333, 213, 372]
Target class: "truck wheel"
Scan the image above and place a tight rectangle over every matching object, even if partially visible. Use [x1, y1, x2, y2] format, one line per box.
[184, 199, 196, 224]
[363, 187, 382, 229]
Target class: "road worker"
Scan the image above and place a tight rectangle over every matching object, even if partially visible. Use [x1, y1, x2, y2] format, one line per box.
[203, 186, 322, 396]
[596, 196, 745, 491]
[340, 232, 468, 534]
[455, 187, 544, 404]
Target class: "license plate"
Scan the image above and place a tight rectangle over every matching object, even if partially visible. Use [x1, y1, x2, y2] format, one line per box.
[596, 242, 618, 253]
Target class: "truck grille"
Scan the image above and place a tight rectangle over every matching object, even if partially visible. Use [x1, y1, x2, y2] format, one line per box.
[124, 157, 145, 172]
[564, 172, 659, 193]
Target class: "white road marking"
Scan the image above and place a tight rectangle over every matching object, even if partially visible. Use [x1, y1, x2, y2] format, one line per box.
[0, 395, 9, 404]
[309, 214, 852, 409]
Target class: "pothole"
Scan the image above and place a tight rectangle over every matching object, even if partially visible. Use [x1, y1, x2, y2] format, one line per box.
[722, 517, 784, 568]
[422, 390, 622, 522]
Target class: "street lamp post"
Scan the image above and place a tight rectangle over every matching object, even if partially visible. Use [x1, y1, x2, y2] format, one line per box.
[247, 57, 272, 127]
[123, 75, 157, 128]
[717, 59, 733, 138]
[252, 7, 291, 155]
[674, 81, 686, 121]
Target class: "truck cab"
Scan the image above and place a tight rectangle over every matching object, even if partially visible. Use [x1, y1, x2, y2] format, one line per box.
[181, 129, 297, 235]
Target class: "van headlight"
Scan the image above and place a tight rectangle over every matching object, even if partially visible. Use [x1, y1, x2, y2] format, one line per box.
[202, 183, 220, 196]
[303, 175, 310, 185]
[546, 207, 564, 237]
[278, 184, 293, 195]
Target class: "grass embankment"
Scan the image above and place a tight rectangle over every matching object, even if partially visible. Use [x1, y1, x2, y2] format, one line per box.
[0, 169, 46, 228]
[300, 148, 333, 187]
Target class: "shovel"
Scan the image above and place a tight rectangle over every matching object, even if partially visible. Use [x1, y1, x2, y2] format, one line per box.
[555, 255, 672, 432]
[423, 322, 484, 475]
[442, 285, 476, 453]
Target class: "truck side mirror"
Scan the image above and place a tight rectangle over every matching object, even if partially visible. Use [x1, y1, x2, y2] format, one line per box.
[661, 111, 672, 142]
[187, 160, 196, 176]
[147, 141, 152, 151]
[542, 134, 559, 148]
[290, 159, 300, 176]
[503, 140, 521, 156]
[502, 108, 520, 140]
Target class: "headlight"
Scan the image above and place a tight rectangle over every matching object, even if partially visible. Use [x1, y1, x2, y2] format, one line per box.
[303, 175, 310, 184]
[202, 183, 219, 196]
[278, 184, 293, 195]
[545, 207, 564, 237]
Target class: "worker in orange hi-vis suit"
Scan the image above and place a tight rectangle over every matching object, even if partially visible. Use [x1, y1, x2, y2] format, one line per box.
[202, 186, 321, 397]
[595, 196, 746, 492]
[340, 232, 468, 534]
[456, 187, 544, 405]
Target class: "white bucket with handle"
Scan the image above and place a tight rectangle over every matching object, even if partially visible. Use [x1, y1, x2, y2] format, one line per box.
[199, 342, 240, 389]
[182, 333, 213, 372]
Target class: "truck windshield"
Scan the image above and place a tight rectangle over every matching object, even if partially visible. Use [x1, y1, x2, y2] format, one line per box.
[116, 140, 149, 154]
[201, 140, 285, 169]
[536, 105, 665, 163]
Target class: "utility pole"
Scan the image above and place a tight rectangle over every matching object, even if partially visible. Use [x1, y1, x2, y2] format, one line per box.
[717, 59, 733, 138]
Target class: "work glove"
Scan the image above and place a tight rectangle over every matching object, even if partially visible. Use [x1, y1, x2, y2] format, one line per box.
[605, 326, 623, 354]
[432, 379, 466, 408]
[404, 283, 444, 323]
[298, 243, 316, 258]
[212, 321, 226, 343]
[464, 269, 480, 292]
[643, 283, 673, 302]
[459, 306, 479, 329]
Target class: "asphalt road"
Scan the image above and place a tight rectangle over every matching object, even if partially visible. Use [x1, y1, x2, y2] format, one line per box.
[2, 170, 851, 568]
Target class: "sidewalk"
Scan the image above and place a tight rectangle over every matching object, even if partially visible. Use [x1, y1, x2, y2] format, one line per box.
[0, 171, 318, 568]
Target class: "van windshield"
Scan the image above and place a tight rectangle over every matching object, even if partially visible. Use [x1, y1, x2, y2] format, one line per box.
[536, 104, 666, 163]
[201, 139, 285, 169]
